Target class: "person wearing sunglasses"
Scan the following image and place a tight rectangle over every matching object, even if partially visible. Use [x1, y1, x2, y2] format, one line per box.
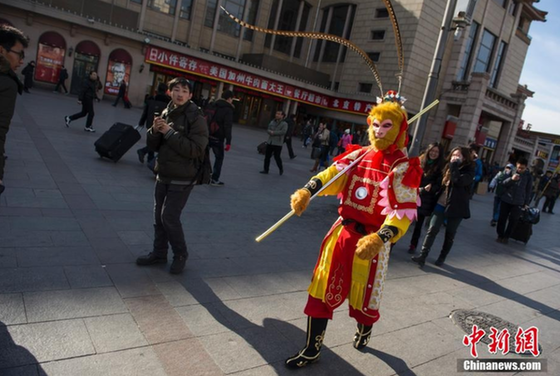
[0, 25, 29, 197]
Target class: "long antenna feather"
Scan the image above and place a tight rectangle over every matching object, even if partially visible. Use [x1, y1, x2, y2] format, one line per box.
[381, 0, 405, 93]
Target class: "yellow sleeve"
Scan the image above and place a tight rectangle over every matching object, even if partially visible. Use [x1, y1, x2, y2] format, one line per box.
[383, 215, 411, 243]
[312, 165, 348, 196]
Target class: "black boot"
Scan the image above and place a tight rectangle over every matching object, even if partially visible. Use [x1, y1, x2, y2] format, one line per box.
[353, 323, 373, 350]
[436, 233, 454, 266]
[285, 317, 328, 369]
[411, 248, 429, 267]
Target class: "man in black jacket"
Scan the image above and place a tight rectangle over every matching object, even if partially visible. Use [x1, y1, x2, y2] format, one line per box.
[496, 158, 533, 244]
[0, 25, 28, 197]
[136, 82, 170, 164]
[65, 71, 99, 132]
[209, 90, 234, 186]
[284, 114, 297, 160]
[136, 77, 208, 274]
[54, 65, 69, 94]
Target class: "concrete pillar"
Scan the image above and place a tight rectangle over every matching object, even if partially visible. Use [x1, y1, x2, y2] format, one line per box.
[451, 72, 489, 148]
[236, 1, 252, 61]
[289, 0, 305, 62]
[268, 0, 284, 55]
[330, 5, 352, 90]
[216, 81, 225, 99]
[171, 0, 183, 41]
[283, 99, 292, 114]
[316, 6, 333, 71]
[290, 101, 298, 115]
[305, 1, 323, 68]
[138, 0, 148, 31]
[210, 0, 224, 53]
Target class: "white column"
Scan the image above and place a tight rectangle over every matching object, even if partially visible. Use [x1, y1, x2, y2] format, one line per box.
[288, 0, 305, 62]
[305, 5, 323, 68]
[268, 0, 284, 55]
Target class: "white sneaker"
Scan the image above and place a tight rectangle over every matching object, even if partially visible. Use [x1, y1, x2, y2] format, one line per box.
[210, 180, 224, 186]
[84, 127, 96, 133]
[64, 116, 71, 127]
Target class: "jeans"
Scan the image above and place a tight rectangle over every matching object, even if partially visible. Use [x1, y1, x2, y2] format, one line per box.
[210, 139, 225, 181]
[410, 213, 427, 248]
[152, 182, 193, 258]
[422, 209, 463, 257]
[492, 196, 502, 222]
[497, 201, 522, 239]
[69, 98, 95, 127]
[263, 144, 283, 172]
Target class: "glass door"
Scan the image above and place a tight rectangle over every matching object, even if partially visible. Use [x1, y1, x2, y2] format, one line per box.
[70, 53, 99, 94]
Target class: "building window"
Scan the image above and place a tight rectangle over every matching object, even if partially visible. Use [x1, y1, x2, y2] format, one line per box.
[473, 29, 496, 73]
[180, 0, 193, 19]
[148, 0, 177, 15]
[265, 0, 311, 56]
[130, 0, 142, 3]
[312, 4, 355, 63]
[375, 8, 389, 18]
[457, 21, 479, 80]
[205, 0, 260, 41]
[371, 30, 385, 40]
[492, 0, 506, 8]
[490, 41, 506, 88]
[367, 52, 380, 62]
[330, 81, 340, 91]
[508, 1, 518, 15]
[359, 83, 373, 93]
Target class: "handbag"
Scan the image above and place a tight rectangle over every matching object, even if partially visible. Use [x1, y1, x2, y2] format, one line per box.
[311, 146, 322, 160]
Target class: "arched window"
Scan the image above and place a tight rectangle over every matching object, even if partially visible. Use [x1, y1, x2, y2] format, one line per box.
[35, 31, 67, 83]
[105, 49, 133, 95]
[70, 40, 101, 95]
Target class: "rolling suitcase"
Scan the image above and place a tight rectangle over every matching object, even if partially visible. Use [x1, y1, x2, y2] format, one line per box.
[94, 123, 141, 162]
[511, 221, 532, 244]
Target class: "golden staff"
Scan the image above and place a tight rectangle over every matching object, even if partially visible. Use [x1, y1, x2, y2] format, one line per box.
[255, 99, 440, 242]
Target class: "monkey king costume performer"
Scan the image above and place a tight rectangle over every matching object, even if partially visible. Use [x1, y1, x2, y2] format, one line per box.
[218, 0, 424, 369]
[286, 92, 422, 368]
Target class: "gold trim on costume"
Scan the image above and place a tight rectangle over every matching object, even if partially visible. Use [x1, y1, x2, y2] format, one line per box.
[325, 264, 344, 307]
[343, 175, 380, 214]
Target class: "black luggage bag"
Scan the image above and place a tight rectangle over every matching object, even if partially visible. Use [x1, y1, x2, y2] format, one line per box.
[95, 123, 141, 162]
[511, 221, 532, 244]
[257, 142, 267, 155]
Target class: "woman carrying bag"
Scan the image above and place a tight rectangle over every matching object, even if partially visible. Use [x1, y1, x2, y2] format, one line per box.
[408, 143, 444, 254]
[411, 146, 474, 267]
[309, 122, 330, 172]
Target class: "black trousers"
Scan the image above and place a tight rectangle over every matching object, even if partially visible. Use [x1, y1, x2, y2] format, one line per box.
[69, 98, 95, 127]
[284, 137, 295, 158]
[497, 201, 522, 239]
[543, 196, 557, 213]
[263, 144, 283, 173]
[152, 182, 193, 258]
[54, 80, 68, 93]
[210, 139, 225, 181]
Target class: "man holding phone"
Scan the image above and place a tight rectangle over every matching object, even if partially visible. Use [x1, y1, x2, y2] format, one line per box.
[136, 77, 208, 274]
[496, 158, 533, 244]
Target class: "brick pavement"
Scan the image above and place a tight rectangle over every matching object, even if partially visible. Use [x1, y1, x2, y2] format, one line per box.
[1, 89, 559, 375]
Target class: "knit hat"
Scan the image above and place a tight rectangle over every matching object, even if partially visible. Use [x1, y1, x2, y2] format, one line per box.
[345, 129, 350, 134]
[505, 163, 514, 169]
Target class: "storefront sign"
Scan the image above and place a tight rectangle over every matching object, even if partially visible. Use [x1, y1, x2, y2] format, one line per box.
[35, 44, 64, 84]
[145, 46, 375, 116]
[484, 137, 497, 150]
[105, 60, 131, 95]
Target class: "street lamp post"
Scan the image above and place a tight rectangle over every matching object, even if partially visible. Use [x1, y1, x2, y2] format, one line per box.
[409, 0, 461, 157]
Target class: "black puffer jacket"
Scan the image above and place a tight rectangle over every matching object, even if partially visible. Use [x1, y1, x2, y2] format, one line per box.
[501, 170, 533, 206]
[147, 100, 208, 183]
[418, 169, 443, 216]
[211, 98, 234, 144]
[436, 161, 475, 219]
[78, 78, 98, 102]
[0, 55, 23, 180]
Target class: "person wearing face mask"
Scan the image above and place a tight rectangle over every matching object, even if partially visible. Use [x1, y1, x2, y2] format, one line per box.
[64, 71, 100, 132]
[489, 163, 514, 226]
[496, 158, 533, 244]
[407, 143, 444, 254]
[411, 146, 475, 267]
[0, 25, 29, 197]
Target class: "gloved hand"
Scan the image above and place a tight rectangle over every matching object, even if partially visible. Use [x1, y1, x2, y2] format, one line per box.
[225, 144, 231, 152]
[290, 189, 311, 216]
[355, 233, 385, 260]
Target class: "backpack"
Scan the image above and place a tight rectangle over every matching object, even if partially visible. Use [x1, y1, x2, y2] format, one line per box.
[203, 101, 219, 136]
[186, 108, 212, 185]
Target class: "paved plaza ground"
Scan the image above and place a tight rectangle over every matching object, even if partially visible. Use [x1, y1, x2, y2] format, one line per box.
[1, 89, 559, 376]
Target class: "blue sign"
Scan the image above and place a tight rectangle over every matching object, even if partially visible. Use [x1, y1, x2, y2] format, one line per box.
[484, 137, 497, 149]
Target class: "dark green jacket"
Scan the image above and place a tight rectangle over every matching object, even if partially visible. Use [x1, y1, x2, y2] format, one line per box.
[147, 100, 208, 183]
[0, 55, 23, 180]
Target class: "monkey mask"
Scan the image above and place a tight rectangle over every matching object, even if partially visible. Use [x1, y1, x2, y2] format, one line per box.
[366, 92, 409, 153]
